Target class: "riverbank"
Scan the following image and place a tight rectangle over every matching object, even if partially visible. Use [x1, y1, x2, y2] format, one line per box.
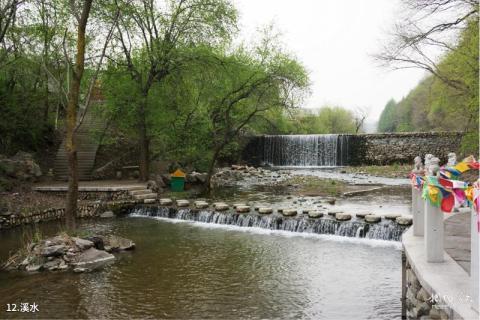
[0, 216, 403, 319]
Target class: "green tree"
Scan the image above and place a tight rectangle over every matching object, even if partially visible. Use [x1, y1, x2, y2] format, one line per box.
[377, 99, 396, 132]
[110, 0, 237, 181]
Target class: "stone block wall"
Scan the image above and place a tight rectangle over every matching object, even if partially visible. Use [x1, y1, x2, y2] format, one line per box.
[403, 253, 452, 319]
[42, 190, 132, 202]
[0, 200, 139, 229]
[347, 132, 464, 165]
[242, 132, 464, 166]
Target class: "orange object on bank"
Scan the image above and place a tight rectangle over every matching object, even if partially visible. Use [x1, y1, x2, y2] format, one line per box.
[171, 169, 186, 177]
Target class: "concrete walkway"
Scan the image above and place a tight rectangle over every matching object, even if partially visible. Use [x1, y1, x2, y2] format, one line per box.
[445, 210, 471, 274]
[34, 180, 147, 192]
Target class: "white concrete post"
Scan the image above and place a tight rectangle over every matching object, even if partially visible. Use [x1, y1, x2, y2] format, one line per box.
[471, 206, 479, 312]
[412, 187, 424, 236]
[412, 156, 425, 236]
[424, 200, 444, 262]
[424, 156, 444, 263]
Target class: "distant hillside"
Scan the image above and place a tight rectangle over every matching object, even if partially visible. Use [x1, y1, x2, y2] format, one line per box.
[377, 20, 478, 154]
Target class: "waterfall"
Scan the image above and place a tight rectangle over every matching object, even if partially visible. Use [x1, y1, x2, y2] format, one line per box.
[260, 134, 350, 167]
[129, 206, 407, 241]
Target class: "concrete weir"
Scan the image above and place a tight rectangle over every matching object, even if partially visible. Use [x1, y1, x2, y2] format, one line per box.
[129, 205, 409, 241]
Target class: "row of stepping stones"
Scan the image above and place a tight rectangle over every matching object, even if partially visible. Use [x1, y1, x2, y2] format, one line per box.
[157, 198, 412, 225]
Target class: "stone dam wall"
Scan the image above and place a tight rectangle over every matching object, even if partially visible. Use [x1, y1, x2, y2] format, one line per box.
[242, 132, 464, 166]
[347, 132, 464, 165]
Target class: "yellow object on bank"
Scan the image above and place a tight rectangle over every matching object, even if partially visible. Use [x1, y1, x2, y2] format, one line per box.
[171, 169, 186, 177]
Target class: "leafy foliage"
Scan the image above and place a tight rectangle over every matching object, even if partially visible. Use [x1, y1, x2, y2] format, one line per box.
[377, 20, 479, 154]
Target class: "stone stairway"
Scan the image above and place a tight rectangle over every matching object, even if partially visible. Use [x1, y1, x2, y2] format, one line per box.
[54, 107, 105, 181]
[129, 188, 158, 203]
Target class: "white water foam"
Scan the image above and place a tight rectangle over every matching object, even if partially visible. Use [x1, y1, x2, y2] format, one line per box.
[129, 214, 402, 250]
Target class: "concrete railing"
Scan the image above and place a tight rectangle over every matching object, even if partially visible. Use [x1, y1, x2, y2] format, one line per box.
[410, 154, 479, 312]
[471, 206, 479, 312]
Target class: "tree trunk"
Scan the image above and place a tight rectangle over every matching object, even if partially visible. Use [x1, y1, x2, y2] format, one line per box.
[138, 94, 149, 181]
[204, 146, 222, 194]
[64, 0, 92, 231]
[43, 74, 49, 124]
[65, 75, 80, 231]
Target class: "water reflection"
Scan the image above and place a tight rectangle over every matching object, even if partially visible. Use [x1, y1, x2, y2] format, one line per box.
[0, 218, 401, 319]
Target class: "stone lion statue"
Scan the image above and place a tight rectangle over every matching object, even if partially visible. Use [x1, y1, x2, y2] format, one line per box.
[447, 152, 457, 167]
[413, 156, 423, 173]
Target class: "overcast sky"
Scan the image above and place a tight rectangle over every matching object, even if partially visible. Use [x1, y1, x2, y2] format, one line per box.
[234, 0, 428, 124]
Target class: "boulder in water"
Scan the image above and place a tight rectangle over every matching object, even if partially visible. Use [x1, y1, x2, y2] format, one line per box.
[160, 198, 173, 206]
[326, 198, 336, 205]
[365, 215, 381, 223]
[72, 248, 115, 270]
[384, 213, 401, 220]
[194, 201, 209, 209]
[355, 212, 370, 219]
[258, 207, 273, 214]
[335, 213, 351, 221]
[233, 203, 247, 209]
[213, 202, 229, 211]
[328, 210, 342, 216]
[100, 211, 115, 218]
[282, 209, 297, 216]
[103, 235, 135, 252]
[236, 205, 250, 213]
[308, 211, 324, 218]
[40, 245, 66, 257]
[176, 200, 190, 207]
[72, 237, 94, 250]
[3, 233, 132, 273]
[396, 216, 413, 225]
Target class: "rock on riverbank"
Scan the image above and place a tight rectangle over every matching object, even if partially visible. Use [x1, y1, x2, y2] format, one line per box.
[2, 234, 135, 273]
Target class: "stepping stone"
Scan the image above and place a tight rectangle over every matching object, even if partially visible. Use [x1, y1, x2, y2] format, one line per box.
[72, 248, 115, 270]
[396, 216, 413, 226]
[194, 201, 209, 209]
[300, 209, 310, 214]
[176, 200, 190, 207]
[282, 209, 297, 217]
[213, 202, 229, 211]
[384, 213, 401, 220]
[144, 198, 156, 204]
[100, 211, 114, 218]
[356, 212, 370, 219]
[160, 198, 173, 206]
[328, 210, 342, 216]
[326, 198, 336, 205]
[308, 211, 324, 218]
[258, 207, 273, 214]
[233, 203, 247, 209]
[277, 208, 284, 213]
[335, 213, 351, 221]
[365, 214, 381, 223]
[236, 205, 251, 213]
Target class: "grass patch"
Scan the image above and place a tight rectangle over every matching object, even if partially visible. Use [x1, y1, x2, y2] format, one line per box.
[284, 176, 347, 197]
[345, 164, 411, 178]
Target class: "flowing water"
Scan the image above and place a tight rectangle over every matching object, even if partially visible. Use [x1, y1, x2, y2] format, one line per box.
[0, 217, 402, 319]
[130, 206, 408, 241]
[260, 135, 350, 167]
